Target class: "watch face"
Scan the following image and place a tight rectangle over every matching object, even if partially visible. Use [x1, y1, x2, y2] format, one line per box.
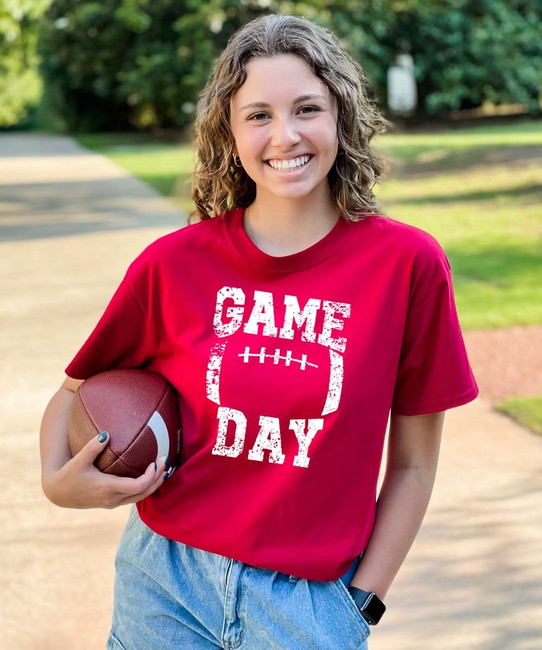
[364, 593, 386, 625]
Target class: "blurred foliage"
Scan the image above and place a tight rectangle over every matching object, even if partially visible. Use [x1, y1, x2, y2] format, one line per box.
[4, 0, 541, 130]
[328, 0, 542, 116]
[0, 0, 50, 127]
[37, 0, 327, 131]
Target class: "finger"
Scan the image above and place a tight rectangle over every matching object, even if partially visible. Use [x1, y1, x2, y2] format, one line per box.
[117, 460, 169, 506]
[73, 431, 110, 466]
[117, 471, 167, 506]
[111, 457, 165, 496]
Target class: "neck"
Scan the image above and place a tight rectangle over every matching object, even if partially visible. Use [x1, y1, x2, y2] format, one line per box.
[243, 194, 341, 257]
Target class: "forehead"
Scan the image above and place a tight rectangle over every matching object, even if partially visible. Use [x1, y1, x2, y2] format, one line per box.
[231, 54, 332, 105]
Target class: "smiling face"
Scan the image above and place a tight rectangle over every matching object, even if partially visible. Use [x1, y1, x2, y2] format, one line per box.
[229, 54, 339, 206]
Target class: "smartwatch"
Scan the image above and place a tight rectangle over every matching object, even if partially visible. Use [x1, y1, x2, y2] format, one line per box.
[347, 587, 386, 626]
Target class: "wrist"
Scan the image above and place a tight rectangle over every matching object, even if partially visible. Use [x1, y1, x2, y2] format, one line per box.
[350, 567, 390, 600]
[348, 586, 386, 626]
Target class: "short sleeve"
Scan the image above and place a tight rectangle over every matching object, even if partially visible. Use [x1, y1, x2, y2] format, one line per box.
[391, 247, 479, 416]
[65, 258, 156, 380]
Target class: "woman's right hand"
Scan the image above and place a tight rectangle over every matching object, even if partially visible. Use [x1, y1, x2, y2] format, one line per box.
[42, 432, 168, 509]
[40, 377, 168, 510]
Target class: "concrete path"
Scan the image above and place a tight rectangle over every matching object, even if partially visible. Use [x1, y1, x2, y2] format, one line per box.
[2, 133, 541, 649]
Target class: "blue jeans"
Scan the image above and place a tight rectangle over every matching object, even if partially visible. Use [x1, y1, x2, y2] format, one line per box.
[107, 506, 370, 649]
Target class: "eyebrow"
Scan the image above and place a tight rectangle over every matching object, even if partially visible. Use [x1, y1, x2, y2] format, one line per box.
[239, 93, 327, 111]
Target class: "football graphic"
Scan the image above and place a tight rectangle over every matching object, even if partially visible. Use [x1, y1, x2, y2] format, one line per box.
[204, 286, 351, 468]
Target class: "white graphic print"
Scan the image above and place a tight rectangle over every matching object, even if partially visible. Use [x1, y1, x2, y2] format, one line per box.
[322, 349, 344, 415]
[214, 407, 246, 457]
[248, 416, 286, 464]
[289, 419, 324, 468]
[239, 346, 319, 369]
[206, 341, 227, 404]
[206, 287, 351, 468]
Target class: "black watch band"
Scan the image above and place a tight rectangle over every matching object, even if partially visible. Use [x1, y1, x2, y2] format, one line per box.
[347, 587, 386, 626]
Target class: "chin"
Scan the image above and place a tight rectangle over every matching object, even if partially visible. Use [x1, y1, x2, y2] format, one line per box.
[262, 181, 324, 201]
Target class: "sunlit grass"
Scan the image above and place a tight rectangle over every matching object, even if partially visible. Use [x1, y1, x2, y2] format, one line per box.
[496, 396, 542, 436]
[377, 121, 542, 161]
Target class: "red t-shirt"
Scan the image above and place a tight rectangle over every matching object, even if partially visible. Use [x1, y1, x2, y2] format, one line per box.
[66, 208, 478, 580]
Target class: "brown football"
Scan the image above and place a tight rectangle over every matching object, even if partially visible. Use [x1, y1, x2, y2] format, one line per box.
[68, 369, 182, 478]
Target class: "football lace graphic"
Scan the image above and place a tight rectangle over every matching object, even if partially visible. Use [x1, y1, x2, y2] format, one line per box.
[238, 345, 318, 370]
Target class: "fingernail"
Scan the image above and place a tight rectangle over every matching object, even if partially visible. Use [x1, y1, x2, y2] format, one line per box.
[165, 455, 169, 466]
[163, 472, 169, 481]
[97, 432, 108, 443]
[154, 462, 157, 472]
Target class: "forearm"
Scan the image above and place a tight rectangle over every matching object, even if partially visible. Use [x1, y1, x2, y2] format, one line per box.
[40, 385, 77, 487]
[350, 463, 438, 599]
[350, 411, 444, 599]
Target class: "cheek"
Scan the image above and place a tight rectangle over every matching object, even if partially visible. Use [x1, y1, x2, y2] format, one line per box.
[308, 120, 338, 151]
[237, 130, 266, 161]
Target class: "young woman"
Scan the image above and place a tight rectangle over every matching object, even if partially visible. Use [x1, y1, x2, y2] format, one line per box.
[40, 14, 478, 650]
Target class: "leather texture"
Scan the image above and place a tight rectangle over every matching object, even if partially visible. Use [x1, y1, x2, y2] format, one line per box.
[68, 369, 182, 478]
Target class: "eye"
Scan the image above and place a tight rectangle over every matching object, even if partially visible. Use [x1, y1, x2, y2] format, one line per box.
[298, 105, 321, 114]
[246, 105, 322, 121]
[247, 112, 270, 121]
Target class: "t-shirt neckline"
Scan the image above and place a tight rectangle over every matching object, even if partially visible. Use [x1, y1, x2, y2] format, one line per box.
[224, 206, 352, 272]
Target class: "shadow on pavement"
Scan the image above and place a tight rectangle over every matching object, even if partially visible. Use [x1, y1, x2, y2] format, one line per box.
[0, 132, 124, 157]
[379, 469, 542, 649]
[0, 178, 185, 241]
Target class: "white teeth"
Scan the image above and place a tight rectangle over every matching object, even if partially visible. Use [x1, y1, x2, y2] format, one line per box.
[268, 155, 311, 171]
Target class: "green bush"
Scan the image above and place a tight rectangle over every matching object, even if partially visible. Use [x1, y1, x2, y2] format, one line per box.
[0, 0, 51, 128]
[36, 0, 542, 132]
[37, 0, 299, 131]
[330, 0, 542, 117]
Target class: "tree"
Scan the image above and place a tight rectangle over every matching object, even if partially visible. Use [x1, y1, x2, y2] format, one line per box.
[328, 0, 542, 117]
[37, 0, 542, 131]
[37, 0, 331, 131]
[0, 0, 51, 128]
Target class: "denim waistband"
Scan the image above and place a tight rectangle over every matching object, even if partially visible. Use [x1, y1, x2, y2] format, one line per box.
[287, 553, 361, 584]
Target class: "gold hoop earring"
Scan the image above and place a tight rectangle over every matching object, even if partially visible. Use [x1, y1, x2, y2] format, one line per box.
[233, 154, 243, 168]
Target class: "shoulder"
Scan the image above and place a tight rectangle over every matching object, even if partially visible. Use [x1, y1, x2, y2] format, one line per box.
[349, 214, 452, 295]
[353, 214, 446, 258]
[353, 214, 449, 266]
[143, 216, 224, 257]
[114, 216, 227, 295]
[127, 216, 225, 272]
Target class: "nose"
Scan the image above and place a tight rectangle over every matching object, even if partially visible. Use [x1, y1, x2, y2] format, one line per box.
[270, 115, 301, 148]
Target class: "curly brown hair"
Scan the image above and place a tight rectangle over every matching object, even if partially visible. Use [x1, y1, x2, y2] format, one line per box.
[191, 14, 389, 222]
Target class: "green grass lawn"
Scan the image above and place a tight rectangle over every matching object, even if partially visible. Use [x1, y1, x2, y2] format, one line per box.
[75, 121, 542, 435]
[377, 120, 542, 161]
[496, 396, 542, 436]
